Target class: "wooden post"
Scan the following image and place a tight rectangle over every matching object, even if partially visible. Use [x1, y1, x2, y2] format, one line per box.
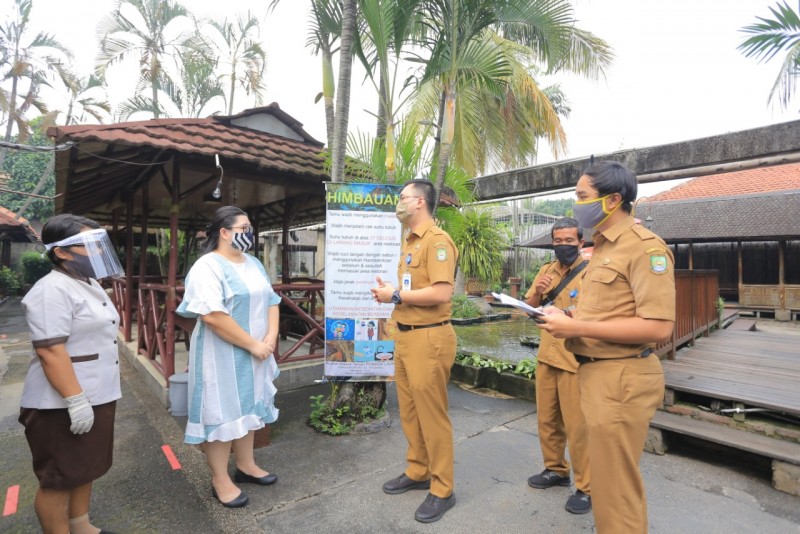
[165, 160, 180, 379]
[252, 207, 261, 261]
[124, 196, 134, 341]
[138, 181, 149, 341]
[688, 242, 693, 270]
[282, 199, 292, 282]
[737, 240, 743, 300]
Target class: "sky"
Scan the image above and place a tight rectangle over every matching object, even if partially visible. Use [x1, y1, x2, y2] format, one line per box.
[11, 0, 799, 197]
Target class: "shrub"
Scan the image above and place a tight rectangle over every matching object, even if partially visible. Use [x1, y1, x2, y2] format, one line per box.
[19, 251, 52, 285]
[0, 266, 21, 296]
[309, 386, 385, 435]
[451, 294, 481, 318]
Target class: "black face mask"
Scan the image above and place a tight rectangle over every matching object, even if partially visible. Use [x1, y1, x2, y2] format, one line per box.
[553, 245, 580, 266]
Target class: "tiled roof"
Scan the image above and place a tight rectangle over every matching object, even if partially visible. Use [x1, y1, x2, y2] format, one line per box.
[644, 163, 800, 202]
[0, 206, 39, 242]
[48, 103, 327, 180]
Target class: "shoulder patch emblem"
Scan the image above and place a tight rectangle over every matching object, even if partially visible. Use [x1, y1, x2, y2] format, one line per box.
[437, 248, 447, 261]
[650, 254, 668, 274]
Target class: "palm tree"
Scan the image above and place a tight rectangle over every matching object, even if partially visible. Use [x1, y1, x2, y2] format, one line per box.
[116, 50, 225, 119]
[13, 72, 111, 221]
[355, 0, 426, 183]
[270, 0, 341, 149]
[739, 1, 800, 110]
[96, 0, 193, 119]
[412, 0, 613, 212]
[330, 0, 359, 183]
[0, 0, 71, 169]
[196, 12, 267, 115]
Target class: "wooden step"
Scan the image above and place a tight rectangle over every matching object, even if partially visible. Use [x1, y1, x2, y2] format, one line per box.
[650, 411, 800, 465]
[728, 319, 757, 331]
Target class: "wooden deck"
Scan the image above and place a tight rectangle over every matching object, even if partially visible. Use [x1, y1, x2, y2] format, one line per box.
[662, 328, 800, 416]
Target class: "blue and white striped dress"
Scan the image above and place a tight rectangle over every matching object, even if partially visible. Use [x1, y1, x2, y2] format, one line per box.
[177, 253, 281, 444]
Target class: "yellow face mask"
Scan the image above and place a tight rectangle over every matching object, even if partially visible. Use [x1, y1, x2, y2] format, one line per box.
[573, 194, 619, 229]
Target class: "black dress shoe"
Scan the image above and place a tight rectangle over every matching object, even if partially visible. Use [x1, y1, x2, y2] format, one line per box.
[211, 487, 249, 508]
[382, 473, 432, 495]
[415, 492, 456, 523]
[234, 468, 278, 486]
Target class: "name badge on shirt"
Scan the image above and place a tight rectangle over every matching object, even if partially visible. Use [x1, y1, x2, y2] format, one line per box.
[402, 273, 412, 290]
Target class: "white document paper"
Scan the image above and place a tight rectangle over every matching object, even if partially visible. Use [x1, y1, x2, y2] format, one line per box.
[491, 292, 546, 316]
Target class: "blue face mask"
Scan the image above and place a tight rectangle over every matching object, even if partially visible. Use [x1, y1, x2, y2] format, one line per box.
[231, 231, 254, 252]
[573, 194, 618, 229]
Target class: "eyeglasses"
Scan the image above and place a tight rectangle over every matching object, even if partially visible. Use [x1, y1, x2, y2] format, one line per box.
[399, 195, 421, 202]
[228, 225, 253, 233]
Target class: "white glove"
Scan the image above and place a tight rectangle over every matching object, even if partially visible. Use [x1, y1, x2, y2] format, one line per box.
[64, 392, 95, 435]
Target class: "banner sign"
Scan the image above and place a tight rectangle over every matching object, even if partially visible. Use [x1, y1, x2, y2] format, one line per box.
[324, 182, 403, 380]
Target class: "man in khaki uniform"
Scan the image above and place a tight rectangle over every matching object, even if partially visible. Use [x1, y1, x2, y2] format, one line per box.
[371, 179, 458, 524]
[539, 161, 675, 534]
[524, 217, 591, 515]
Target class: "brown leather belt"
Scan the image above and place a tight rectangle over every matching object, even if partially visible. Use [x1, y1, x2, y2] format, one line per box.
[396, 320, 451, 332]
[574, 348, 655, 365]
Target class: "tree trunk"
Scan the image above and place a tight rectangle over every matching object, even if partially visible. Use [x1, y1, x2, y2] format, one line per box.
[322, 45, 335, 150]
[0, 67, 20, 172]
[376, 76, 387, 140]
[330, 0, 357, 182]
[228, 67, 237, 115]
[433, 80, 456, 214]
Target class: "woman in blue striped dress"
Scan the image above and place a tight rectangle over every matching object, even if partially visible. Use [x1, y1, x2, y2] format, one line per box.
[177, 206, 281, 508]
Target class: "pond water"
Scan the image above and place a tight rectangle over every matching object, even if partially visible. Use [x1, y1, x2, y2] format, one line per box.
[454, 315, 539, 364]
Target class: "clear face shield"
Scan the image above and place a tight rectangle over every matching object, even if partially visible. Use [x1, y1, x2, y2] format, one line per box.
[44, 228, 125, 280]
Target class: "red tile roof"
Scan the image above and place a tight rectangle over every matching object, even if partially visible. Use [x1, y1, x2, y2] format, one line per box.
[0, 206, 39, 242]
[48, 103, 328, 180]
[644, 163, 800, 202]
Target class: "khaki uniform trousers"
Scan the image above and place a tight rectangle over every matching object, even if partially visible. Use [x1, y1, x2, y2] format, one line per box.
[578, 355, 664, 534]
[535, 361, 590, 493]
[394, 324, 457, 498]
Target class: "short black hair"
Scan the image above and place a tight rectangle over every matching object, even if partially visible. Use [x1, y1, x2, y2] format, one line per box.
[551, 217, 583, 240]
[202, 205, 248, 254]
[41, 213, 100, 265]
[582, 160, 637, 213]
[403, 179, 435, 215]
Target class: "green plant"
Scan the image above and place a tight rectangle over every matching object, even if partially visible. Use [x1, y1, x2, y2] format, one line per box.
[456, 351, 514, 374]
[716, 296, 725, 315]
[512, 358, 537, 379]
[309, 387, 386, 436]
[451, 295, 482, 319]
[19, 251, 52, 285]
[0, 266, 21, 296]
[448, 208, 509, 287]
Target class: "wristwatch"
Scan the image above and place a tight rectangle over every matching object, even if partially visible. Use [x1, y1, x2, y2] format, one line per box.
[391, 290, 402, 304]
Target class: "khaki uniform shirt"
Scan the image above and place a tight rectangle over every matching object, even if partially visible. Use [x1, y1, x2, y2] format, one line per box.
[524, 257, 585, 373]
[566, 215, 675, 359]
[21, 270, 122, 409]
[392, 219, 458, 325]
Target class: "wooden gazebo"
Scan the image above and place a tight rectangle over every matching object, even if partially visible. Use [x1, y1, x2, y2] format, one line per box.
[0, 206, 39, 267]
[47, 104, 330, 380]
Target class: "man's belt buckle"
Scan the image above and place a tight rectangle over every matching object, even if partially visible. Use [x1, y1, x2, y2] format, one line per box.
[575, 348, 654, 365]
[396, 320, 450, 332]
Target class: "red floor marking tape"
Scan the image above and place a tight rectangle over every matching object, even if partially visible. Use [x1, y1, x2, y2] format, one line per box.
[3, 485, 19, 516]
[161, 445, 182, 470]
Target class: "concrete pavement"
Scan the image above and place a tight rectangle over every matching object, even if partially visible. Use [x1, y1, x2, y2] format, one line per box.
[1, 296, 799, 533]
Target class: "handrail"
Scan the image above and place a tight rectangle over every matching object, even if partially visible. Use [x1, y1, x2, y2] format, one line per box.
[657, 269, 720, 360]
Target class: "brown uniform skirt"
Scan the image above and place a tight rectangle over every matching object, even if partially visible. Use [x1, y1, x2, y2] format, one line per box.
[18, 401, 116, 490]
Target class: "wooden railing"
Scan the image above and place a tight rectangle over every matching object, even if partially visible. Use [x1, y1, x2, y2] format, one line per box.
[273, 281, 325, 363]
[657, 269, 720, 360]
[109, 279, 326, 382]
[136, 283, 187, 379]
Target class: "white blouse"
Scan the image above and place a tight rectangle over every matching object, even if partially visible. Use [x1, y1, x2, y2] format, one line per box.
[20, 270, 122, 409]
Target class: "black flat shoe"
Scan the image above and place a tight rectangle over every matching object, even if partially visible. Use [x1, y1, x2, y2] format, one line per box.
[234, 468, 278, 486]
[211, 487, 249, 508]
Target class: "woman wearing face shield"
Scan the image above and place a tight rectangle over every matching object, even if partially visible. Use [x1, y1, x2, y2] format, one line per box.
[176, 206, 280, 509]
[19, 213, 125, 534]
